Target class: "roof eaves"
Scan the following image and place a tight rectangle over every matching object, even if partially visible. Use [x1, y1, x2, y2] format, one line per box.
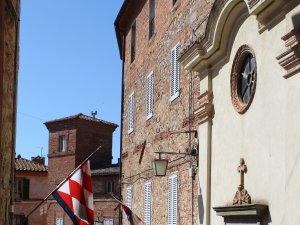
[114, 0, 130, 60]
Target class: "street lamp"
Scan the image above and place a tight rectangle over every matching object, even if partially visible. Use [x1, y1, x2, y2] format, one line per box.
[152, 157, 168, 176]
[152, 149, 198, 176]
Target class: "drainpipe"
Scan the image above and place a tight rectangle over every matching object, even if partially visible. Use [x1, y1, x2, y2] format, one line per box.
[117, 28, 126, 225]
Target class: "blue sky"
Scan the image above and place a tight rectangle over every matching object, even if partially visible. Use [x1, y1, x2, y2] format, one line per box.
[16, 1, 123, 163]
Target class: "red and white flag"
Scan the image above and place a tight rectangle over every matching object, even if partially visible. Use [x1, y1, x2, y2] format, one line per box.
[121, 203, 143, 225]
[110, 193, 143, 225]
[52, 160, 94, 225]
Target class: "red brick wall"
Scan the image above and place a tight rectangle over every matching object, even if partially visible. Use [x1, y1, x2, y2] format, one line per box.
[48, 129, 77, 154]
[14, 201, 47, 225]
[46, 118, 115, 168]
[45, 116, 118, 224]
[94, 200, 119, 225]
[47, 154, 75, 193]
[118, 0, 213, 224]
[47, 198, 120, 225]
[47, 201, 73, 225]
[75, 122, 114, 168]
[92, 175, 119, 197]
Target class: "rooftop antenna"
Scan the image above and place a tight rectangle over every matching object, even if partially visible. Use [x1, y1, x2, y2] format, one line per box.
[91, 110, 98, 119]
[36, 146, 44, 157]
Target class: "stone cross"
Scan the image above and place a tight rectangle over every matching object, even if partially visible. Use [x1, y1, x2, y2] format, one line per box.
[238, 158, 247, 190]
[233, 158, 251, 205]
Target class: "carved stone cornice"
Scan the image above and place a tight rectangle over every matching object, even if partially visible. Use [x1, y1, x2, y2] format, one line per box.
[179, 0, 287, 73]
[247, 0, 260, 10]
[181, 91, 213, 128]
[276, 29, 300, 78]
[213, 204, 268, 218]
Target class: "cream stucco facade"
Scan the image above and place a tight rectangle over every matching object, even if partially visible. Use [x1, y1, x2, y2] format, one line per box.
[181, 0, 300, 224]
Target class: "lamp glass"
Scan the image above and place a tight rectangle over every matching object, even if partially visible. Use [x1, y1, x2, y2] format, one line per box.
[152, 159, 168, 176]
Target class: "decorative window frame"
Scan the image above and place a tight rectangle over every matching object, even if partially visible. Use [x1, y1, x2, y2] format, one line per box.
[230, 45, 257, 114]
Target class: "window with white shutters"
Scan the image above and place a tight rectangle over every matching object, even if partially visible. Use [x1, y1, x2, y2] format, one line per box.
[128, 92, 134, 133]
[168, 174, 178, 225]
[144, 181, 152, 225]
[146, 71, 154, 120]
[104, 219, 114, 225]
[127, 186, 133, 209]
[170, 43, 181, 102]
[56, 218, 63, 225]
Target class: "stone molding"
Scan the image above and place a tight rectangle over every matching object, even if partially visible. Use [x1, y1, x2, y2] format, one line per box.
[181, 90, 214, 127]
[47, 151, 75, 158]
[276, 29, 300, 79]
[213, 204, 268, 218]
[179, 0, 286, 72]
[213, 204, 269, 225]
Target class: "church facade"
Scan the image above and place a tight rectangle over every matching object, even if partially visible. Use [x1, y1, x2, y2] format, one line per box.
[116, 0, 300, 224]
[180, 0, 300, 224]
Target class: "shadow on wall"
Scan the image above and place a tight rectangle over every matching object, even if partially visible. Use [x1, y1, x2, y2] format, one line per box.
[292, 12, 300, 28]
[198, 189, 204, 224]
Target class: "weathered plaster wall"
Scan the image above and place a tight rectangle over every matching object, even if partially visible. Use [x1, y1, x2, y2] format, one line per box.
[14, 173, 48, 225]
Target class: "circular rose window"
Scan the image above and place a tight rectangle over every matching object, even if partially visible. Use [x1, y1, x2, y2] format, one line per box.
[230, 45, 257, 114]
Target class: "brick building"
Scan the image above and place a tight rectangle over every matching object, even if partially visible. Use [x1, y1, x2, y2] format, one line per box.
[114, 1, 209, 224]
[13, 155, 48, 225]
[0, 0, 20, 224]
[115, 0, 300, 225]
[44, 113, 119, 225]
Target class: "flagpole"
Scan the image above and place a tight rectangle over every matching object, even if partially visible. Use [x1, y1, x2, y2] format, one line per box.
[22, 145, 103, 224]
[110, 193, 124, 205]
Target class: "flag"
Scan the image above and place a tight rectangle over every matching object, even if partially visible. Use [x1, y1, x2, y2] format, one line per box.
[121, 204, 143, 225]
[52, 160, 94, 225]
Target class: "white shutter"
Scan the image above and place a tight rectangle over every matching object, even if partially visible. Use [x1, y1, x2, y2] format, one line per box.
[127, 186, 133, 209]
[146, 71, 154, 120]
[128, 92, 134, 133]
[56, 218, 63, 225]
[104, 219, 113, 225]
[170, 43, 181, 101]
[168, 174, 178, 225]
[144, 181, 152, 225]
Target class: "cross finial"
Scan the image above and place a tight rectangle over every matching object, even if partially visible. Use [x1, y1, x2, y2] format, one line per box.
[237, 158, 247, 189]
[233, 158, 251, 205]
